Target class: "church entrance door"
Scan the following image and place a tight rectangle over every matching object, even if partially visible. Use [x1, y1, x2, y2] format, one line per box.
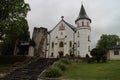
[58, 51, 64, 58]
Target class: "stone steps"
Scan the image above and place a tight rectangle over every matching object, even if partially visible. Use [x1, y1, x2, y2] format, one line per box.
[2, 58, 58, 80]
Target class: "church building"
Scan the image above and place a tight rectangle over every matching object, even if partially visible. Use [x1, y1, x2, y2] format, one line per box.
[46, 4, 92, 58]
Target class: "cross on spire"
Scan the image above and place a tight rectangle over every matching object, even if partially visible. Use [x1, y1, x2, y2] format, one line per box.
[61, 16, 64, 20]
[81, 0, 83, 4]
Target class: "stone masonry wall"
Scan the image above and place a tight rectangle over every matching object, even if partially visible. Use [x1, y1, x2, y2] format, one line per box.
[31, 27, 48, 57]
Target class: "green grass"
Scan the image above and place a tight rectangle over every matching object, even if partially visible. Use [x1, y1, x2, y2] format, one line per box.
[62, 61, 120, 80]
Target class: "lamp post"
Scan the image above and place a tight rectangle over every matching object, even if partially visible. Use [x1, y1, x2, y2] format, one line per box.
[72, 42, 77, 57]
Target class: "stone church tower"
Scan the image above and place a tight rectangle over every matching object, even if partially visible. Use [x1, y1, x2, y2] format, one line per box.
[75, 4, 91, 57]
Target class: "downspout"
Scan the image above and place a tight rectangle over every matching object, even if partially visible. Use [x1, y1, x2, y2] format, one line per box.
[73, 31, 76, 56]
[48, 33, 51, 58]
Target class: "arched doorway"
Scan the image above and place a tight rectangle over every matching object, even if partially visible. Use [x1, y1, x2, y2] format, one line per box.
[58, 51, 63, 58]
[58, 41, 64, 57]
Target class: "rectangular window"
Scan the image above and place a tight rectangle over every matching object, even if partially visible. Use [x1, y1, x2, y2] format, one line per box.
[87, 22, 89, 26]
[78, 41, 80, 47]
[114, 50, 119, 55]
[77, 32, 79, 37]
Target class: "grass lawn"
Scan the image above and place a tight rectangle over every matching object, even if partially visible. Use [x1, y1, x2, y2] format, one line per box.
[62, 61, 120, 80]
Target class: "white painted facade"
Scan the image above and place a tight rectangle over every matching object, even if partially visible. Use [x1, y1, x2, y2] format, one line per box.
[46, 4, 92, 58]
[47, 20, 75, 58]
[107, 49, 120, 60]
[75, 19, 91, 57]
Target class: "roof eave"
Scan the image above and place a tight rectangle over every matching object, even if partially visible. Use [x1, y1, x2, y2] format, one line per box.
[75, 18, 91, 23]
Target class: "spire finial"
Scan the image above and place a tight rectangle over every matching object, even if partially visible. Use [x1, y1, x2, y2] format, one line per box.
[81, 0, 83, 5]
[61, 16, 64, 20]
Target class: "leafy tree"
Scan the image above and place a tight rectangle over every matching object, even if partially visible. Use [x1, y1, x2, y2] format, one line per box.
[96, 34, 120, 51]
[0, 0, 30, 55]
[90, 48, 106, 63]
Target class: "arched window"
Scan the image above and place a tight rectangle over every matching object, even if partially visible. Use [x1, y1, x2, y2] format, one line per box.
[69, 41, 72, 47]
[87, 22, 89, 26]
[77, 31, 79, 37]
[82, 21, 84, 26]
[52, 42, 54, 48]
[78, 41, 80, 47]
[59, 42, 64, 47]
[88, 35, 90, 41]
[59, 23, 65, 30]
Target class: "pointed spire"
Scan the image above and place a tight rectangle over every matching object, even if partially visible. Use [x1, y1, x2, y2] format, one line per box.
[75, 4, 91, 23]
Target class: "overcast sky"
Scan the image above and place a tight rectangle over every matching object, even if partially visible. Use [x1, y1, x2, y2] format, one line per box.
[25, 0, 120, 48]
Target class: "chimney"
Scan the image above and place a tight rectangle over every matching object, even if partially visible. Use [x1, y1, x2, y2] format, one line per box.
[116, 41, 120, 45]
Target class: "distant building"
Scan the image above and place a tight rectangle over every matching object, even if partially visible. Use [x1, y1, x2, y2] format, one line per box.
[107, 42, 120, 60]
[29, 4, 92, 58]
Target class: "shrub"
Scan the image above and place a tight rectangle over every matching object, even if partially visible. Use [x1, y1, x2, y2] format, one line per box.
[65, 54, 70, 58]
[54, 62, 67, 71]
[59, 59, 70, 64]
[43, 66, 62, 78]
[90, 48, 106, 63]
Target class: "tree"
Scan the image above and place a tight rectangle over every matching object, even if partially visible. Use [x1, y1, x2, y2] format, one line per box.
[90, 48, 106, 63]
[0, 0, 30, 55]
[96, 34, 120, 51]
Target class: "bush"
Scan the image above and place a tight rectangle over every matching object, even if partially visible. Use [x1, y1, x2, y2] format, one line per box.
[90, 48, 106, 63]
[59, 59, 70, 64]
[54, 62, 67, 71]
[43, 66, 62, 78]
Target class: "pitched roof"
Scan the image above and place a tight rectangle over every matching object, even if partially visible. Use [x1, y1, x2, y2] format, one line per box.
[108, 45, 120, 49]
[49, 19, 76, 33]
[63, 19, 76, 32]
[75, 4, 91, 23]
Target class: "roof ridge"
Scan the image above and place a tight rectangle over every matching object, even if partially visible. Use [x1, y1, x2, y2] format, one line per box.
[62, 19, 76, 31]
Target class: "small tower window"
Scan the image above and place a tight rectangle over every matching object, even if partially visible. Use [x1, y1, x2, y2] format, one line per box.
[77, 22, 79, 27]
[87, 22, 89, 26]
[82, 21, 84, 26]
[77, 32, 79, 37]
[59, 41, 64, 47]
[88, 35, 90, 41]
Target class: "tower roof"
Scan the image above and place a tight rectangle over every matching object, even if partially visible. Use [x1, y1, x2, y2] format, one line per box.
[75, 4, 91, 23]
